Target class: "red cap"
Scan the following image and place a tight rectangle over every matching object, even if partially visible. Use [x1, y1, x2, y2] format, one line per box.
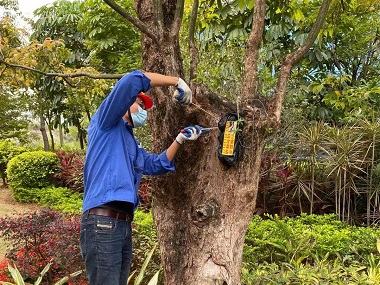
[137, 93, 153, 110]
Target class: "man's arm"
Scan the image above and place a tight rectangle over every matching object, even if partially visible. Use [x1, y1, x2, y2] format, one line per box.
[166, 140, 181, 162]
[143, 71, 192, 105]
[143, 72, 179, 87]
[166, 126, 204, 162]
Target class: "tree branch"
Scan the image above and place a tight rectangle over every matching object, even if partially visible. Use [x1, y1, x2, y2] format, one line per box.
[270, 0, 332, 125]
[188, 0, 199, 81]
[153, 0, 163, 41]
[0, 59, 124, 79]
[170, 0, 185, 38]
[103, 0, 159, 46]
[242, 0, 266, 102]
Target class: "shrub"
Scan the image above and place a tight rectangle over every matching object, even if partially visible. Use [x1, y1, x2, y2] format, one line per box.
[0, 140, 27, 185]
[131, 211, 160, 284]
[0, 208, 86, 284]
[0, 209, 160, 285]
[241, 260, 375, 285]
[52, 150, 85, 193]
[0, 258, 12, 283]
[138, 177, 153, 211]
[7, 151, 59, 189]
[38, 186, 83, 214]
[243, 214, 380, 267]
[11, 185, 82, 214]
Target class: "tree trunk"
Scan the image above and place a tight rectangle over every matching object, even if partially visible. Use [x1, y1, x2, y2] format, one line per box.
[48, 124, 55, 151]
[134, 1, 264, 284]
[59, 118, 64, 148]
[39, 115, 50, 151]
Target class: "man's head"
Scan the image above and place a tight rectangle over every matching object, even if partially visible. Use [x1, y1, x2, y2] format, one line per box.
[137, 93, 153, 110]
[123, 93, 153, 128]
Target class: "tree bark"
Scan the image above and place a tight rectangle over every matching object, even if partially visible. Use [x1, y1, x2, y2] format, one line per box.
[39, 116, 50, 151]
[132, 0, 264, 283]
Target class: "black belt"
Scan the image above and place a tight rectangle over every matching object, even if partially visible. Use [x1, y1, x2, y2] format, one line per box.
[87, 207, 132, 222]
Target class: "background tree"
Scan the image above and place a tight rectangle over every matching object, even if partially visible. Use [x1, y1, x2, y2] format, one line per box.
[0, 8, 30, 143]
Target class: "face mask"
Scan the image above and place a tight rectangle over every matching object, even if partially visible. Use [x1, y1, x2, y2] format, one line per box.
[131, 106, 148, 128]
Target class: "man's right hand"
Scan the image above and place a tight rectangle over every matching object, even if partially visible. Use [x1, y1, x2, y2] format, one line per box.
[175, 125, 202, 144]
[173, 78, 192, 105]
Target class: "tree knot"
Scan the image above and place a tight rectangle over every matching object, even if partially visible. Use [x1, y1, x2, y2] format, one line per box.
[191, 199, 219, 227]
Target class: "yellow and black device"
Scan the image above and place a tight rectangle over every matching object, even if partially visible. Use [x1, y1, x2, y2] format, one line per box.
[217, 113, 244, 167]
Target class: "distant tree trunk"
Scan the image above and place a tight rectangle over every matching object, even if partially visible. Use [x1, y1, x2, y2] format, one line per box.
[39, 116, 50, 151]
[1, 176, 7, 187]
[59, 119, 64, 148]
[77, 124, 85, 150]
[48, 124, 55, 151]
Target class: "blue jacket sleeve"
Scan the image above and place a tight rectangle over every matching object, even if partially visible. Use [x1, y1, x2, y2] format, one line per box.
[141, 149, 175, 175]
[96, 70, 152, 130]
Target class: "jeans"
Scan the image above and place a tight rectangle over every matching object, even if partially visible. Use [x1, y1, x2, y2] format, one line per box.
[80, 213, 133, 285]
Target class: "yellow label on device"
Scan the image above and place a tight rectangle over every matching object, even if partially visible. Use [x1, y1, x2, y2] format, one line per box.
[222, 121, 237, 155]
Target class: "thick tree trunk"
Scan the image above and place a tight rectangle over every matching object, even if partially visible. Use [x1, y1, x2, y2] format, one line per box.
[153, 136, 264, 285]
[135, 1, 263, 284]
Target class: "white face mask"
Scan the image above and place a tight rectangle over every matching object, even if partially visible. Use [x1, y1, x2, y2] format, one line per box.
[131, 106, 148, 128]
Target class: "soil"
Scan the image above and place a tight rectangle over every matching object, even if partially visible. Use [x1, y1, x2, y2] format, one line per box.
[0, 184, 40, 258]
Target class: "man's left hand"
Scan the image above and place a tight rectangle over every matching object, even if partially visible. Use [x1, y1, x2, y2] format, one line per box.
[173, 78, 192, 105]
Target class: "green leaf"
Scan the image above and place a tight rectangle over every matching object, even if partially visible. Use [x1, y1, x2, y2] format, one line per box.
[34, 262, 52, 285]
[293, 9, 304, 22]
[238, 0, 246, 11]
[147, 270, 160, 285]
[247, 0, 254, 10]
[134, 244, 157, 285]
[53, 270, 84, 285]
[7, 264, 25, 285]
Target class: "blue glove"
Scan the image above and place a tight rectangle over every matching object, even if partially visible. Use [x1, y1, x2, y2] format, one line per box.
[176, 125, 203, 144]
[173, 78, 192, 105]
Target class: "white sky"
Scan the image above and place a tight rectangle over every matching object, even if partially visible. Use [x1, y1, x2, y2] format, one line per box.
[18, 0, 55, 18]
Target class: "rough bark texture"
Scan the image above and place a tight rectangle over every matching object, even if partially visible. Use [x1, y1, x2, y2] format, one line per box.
[134, 0, 264, 284]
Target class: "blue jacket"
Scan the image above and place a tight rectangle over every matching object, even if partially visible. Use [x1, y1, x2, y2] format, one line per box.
[82, 70, 175, 213]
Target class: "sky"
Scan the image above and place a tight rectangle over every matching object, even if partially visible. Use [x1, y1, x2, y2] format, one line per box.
[18, 0, 55, 18]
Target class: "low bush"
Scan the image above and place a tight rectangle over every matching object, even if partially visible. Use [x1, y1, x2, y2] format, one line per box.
[11, 185, 82, 214]
[0, 208, 85, 284]
[7, 151, 59, 189]
[0, 209, 161, 285]
[241, 259, 378, 285]
[244, 213, 380, 267]
[0, 140, 27, 185]
[52, 150, 85, 193]
[37, 186, 83, 214]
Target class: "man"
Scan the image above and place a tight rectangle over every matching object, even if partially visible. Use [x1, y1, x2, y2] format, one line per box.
[80, 70, 203, 285]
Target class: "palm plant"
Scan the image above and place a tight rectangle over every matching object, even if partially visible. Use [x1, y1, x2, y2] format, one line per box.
[295, 121, 327, 214]
[323, 124, 370, 223]
[360, 119, 380, 225]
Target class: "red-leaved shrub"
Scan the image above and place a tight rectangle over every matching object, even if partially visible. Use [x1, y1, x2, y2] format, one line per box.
[0, 208, 87, 284]
[53, 150, 85, 193]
